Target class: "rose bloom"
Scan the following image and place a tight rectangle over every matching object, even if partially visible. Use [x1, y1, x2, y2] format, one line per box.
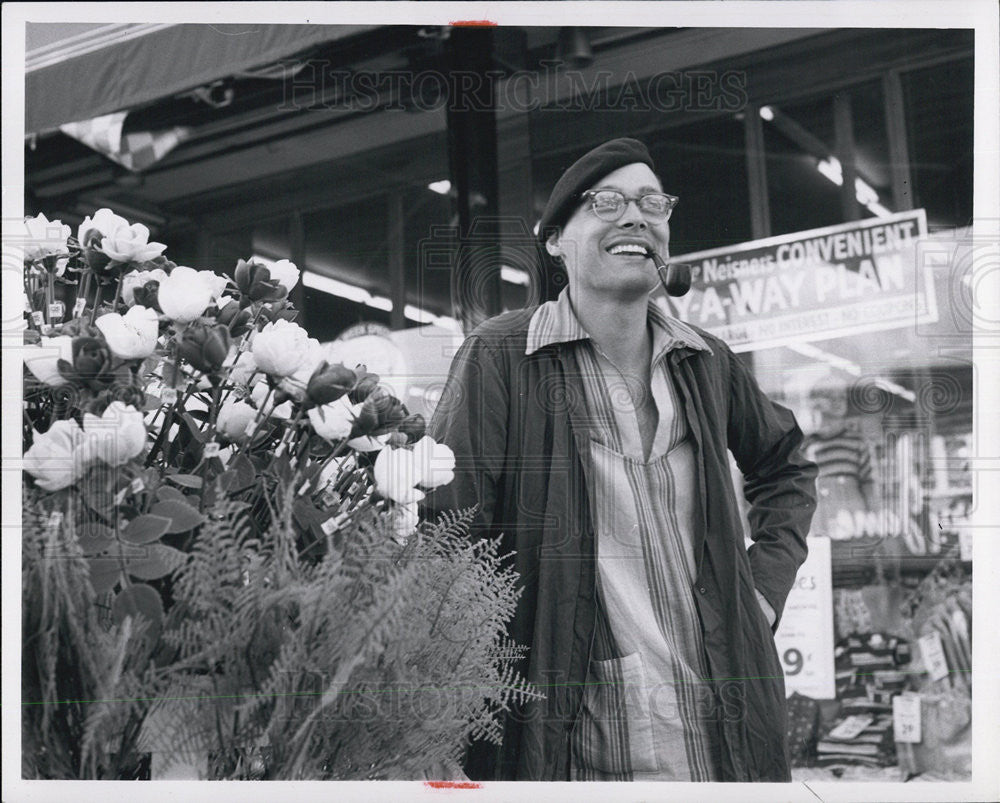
[267, 259, 300, 293]
[95, 305, 159, 360]
[82, 401, 147, 466]
[251, 319, 310, 378]
[216, 398, 258, 442]
[226, 349, 260, 387]
[22, 213, 70, 267]
[277, 338, 325, 401]
[250, 381, 294, 420]
[23, 335, 74, 386]
[121, 268, 168, 306]
[77, 208, 130, 248]
[202, 271, 231, 301]
[99, 220, 167, 264]
[157, 266, 214, 323]
[373, 436, 455, 504]
[24, 419, 89, 491]
[307, 396, 359, 442]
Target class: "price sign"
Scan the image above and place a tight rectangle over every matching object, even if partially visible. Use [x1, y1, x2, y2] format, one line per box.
[48, 301, 65, 321]
[203, 441, 221, 458]
[774, 537, 836, 698]
[893, 693, 922, 743]
[31, 310, 45, 327]
[918, 631, 950, 682]
[73, 297, 87, 317]
[827, 714, 873, 741]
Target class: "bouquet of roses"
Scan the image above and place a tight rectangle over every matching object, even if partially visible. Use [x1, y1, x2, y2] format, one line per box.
[20, 209, 536, 780]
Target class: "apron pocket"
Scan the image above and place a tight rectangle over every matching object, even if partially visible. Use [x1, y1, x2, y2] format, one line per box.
[571, 652, 658, 775]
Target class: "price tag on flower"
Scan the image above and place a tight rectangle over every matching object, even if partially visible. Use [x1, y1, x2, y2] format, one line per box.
[113, 486, 129, 506]
[46, 511, 63, 532]
[48, 301, 65, 321]
[321, 514, 347, 536]
[893, 693, 922, 743]
[161, 388, 178, 405]
[130, 477, 145, 494]
[31, 310, 44, 327]
[918, 631, 950, 682]
[73, 297, 87, 317]
[203, 441, 221, 458]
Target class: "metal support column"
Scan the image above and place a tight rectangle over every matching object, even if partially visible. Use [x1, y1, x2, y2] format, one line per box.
[744, 105, 772, 240]
[289, 211, 307, 327]
[884, 70, 914, 212]
[445, 27, 502, 333]
[834, 92, 861, 222]
[387, 192, 406, 330]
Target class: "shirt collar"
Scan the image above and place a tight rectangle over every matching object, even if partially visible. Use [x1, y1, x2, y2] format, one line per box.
[525, 286, 713, 359]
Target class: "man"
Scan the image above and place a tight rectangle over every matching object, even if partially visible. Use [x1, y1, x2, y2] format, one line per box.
[426, 138, 817, 782]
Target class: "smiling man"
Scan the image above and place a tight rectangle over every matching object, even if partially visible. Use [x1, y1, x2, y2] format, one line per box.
[427, 138, 817, 782]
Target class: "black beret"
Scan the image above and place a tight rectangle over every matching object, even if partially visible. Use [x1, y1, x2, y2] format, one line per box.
[537, 138, 655, 244]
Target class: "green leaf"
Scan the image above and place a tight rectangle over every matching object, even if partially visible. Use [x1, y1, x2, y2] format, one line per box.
[112, 583, 164, 631]
[148, 499, 205, 533]
[218, 453, 257, 493]
[86, 557, 122, 595]
[166, 473, 203, 489]
[78, 523, 115, 556]
[181, 412, 208, 444]
[121, 514, 172, 545]
[156, 485, 187, 502]
[124, 544, 188, 580]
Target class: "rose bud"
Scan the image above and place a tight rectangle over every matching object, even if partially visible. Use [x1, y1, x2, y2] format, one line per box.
[216, 398, 257, 442]
[58, 336, 116, 390]
[131, 279, 162, 312]
[398, 413, 426, 444]
[266, 259, 300, 293]
[132, 254, 177, 274]
[121, 268, 168, 306]
[177, 322, 231, 373]
[349, 398, 380, 438]
[306, 361, 356, 406]
[214, 297, 252, 337]
[384, 431, 408, 448]
[234, 259, 286, 306]
[258, 299, 299, 325]
[348, 369, 380, 404]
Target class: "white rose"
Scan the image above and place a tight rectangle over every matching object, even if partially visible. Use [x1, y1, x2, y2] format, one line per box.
[22, 213, 71, 267]
[24, 419, 89, 491]
[121, 268, 168, 306]
[216, 399, 258, 442]
[267, 259, 300, 292]
[250, 381, 293, 420]
[23, 335, 74, 386]
[408, 435, 455, 490]
[158, 266, 213, 323]
[201, 271, 231, 300]
[373, 437, 455, 505]
[77, 208, 129, 246]
[278, 338, 325, 400]
[389, 501, 420, 544]
[99, 221, 167, 264]
[251, 319, 310, 378]
[82, 402, 147, 466]
[95, 305, 159, 360]
[227, 349, 259, 386]
[307, 396, 359, 442]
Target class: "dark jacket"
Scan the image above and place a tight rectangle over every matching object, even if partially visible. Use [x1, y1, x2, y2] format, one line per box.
[426, 306, 817, 782]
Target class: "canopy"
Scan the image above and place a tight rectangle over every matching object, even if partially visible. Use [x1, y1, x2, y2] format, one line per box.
[25, 23, 374, 134]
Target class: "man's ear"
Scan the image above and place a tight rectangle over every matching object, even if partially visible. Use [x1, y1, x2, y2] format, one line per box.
[544, 230, 563, 258]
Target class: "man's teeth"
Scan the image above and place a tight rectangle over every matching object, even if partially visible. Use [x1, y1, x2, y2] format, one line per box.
[608, 244, 648, 255]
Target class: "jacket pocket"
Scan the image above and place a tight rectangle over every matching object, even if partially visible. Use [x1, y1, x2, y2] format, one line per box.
[570, 652, 658, 775]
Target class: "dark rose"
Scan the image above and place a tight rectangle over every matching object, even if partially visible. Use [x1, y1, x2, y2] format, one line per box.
[177, 322, 231, 374]
[306, 362, 356, 406]
[234, 259, 286, 306]
[58, 336, 116, 390]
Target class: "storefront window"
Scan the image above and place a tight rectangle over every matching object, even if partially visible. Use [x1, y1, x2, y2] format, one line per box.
[902, 57, 974, 230]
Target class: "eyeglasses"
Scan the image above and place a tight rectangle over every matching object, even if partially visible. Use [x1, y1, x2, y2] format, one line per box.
[580, 190, 679, 222]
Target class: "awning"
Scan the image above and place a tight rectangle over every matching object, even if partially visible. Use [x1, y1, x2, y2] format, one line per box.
[25, 22, 376, 134]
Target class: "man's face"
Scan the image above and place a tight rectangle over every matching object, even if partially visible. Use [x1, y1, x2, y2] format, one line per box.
[546, 162, 670, 299]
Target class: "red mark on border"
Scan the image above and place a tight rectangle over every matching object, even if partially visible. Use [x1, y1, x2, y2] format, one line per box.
[449, 20, 498, 27]
[425, 780, 483, 789]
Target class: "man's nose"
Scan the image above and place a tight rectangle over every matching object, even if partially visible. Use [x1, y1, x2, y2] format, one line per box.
[618, 199, 647, 228]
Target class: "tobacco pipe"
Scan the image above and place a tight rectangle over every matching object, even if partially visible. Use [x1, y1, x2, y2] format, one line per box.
[648, 250, 692, 297]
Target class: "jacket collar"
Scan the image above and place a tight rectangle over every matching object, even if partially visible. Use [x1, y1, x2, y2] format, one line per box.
[525, 286, 713, 361]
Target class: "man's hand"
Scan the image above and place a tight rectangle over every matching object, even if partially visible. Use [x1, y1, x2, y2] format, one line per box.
[755, 589, 777, 628]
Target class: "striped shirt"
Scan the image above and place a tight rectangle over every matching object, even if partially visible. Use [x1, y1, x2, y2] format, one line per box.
[527, 289, 722, 781]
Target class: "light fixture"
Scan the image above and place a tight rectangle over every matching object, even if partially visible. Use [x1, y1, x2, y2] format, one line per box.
[759, 106, 775, 121]
[815, 157, 893, 218]
[427, 180, 452, 195]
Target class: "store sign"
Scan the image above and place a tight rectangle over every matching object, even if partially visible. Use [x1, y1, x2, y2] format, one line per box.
[656, 210, 935, 353]
[774, 537, 836, 699]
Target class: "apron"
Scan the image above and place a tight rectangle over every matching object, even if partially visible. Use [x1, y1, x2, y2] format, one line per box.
[568, 344, 722, 781]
